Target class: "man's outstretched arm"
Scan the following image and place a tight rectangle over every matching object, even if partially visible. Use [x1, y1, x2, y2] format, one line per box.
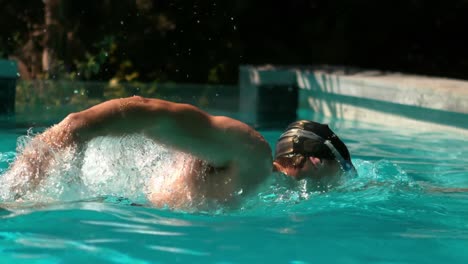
[7, 96, 272, 198]
[69, 96, 272, 168]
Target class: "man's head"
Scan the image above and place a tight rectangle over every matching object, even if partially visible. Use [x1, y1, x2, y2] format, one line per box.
[273, 120, 355, 182]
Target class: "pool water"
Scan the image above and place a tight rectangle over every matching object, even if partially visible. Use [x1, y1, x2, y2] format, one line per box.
[1, 111, 468, 263]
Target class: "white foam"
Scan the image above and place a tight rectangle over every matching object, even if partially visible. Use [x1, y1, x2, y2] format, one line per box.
[1, 134, 189, 204]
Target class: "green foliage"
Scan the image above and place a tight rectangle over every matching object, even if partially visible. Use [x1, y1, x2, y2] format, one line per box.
[2, 1, 468, 82]
[73, 36, 117, 80]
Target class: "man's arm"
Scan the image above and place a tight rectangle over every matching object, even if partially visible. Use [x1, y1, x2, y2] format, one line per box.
[70, 96, 272, 169]
[417, 181, 468, 193]
[7, 96, 272, 198]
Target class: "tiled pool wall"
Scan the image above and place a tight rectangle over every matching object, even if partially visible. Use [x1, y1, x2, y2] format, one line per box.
[239, 65, 468, 134]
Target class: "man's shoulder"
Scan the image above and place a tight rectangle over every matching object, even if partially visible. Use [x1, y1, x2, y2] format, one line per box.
[210, 115, 272, 183]
[211, 116, 271, 152]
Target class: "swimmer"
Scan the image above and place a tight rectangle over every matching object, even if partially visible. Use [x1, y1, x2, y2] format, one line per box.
[5, 96, 355, 208]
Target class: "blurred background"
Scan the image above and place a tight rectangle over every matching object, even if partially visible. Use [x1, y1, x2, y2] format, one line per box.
[1, 0, 468, 84]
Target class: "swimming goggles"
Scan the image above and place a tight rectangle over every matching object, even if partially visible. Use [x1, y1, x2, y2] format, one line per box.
[276, 128, 355, 172]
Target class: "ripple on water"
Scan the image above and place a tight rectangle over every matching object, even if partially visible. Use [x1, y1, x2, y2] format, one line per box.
[1, 119, 468, 263]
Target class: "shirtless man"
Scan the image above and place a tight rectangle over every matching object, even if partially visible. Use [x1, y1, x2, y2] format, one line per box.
[5, 96, 355, 209]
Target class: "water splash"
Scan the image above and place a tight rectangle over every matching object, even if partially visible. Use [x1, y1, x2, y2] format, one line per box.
[0, 134, 424, 215]
[1, 135, 196, 206]
[237, 159, 421, 216]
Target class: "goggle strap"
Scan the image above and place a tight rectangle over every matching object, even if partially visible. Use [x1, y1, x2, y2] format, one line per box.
[275, 138, 294, 158]
[323, 140, 353, 171]
[279, 129, 323, 141]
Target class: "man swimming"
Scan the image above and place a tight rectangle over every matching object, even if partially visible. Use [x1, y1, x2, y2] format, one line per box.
[5, 96, 354, 209]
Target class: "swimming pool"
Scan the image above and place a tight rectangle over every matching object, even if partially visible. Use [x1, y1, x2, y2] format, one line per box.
[1, 109, 467, 263]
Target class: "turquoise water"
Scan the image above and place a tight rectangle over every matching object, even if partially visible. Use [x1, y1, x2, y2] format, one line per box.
[1, 111, 468, 263]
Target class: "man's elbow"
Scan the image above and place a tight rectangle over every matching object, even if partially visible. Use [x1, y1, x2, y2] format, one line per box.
[62, 112, 85, 135]
[126, 95, 147, 104]
[122, 96, 170, 114]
